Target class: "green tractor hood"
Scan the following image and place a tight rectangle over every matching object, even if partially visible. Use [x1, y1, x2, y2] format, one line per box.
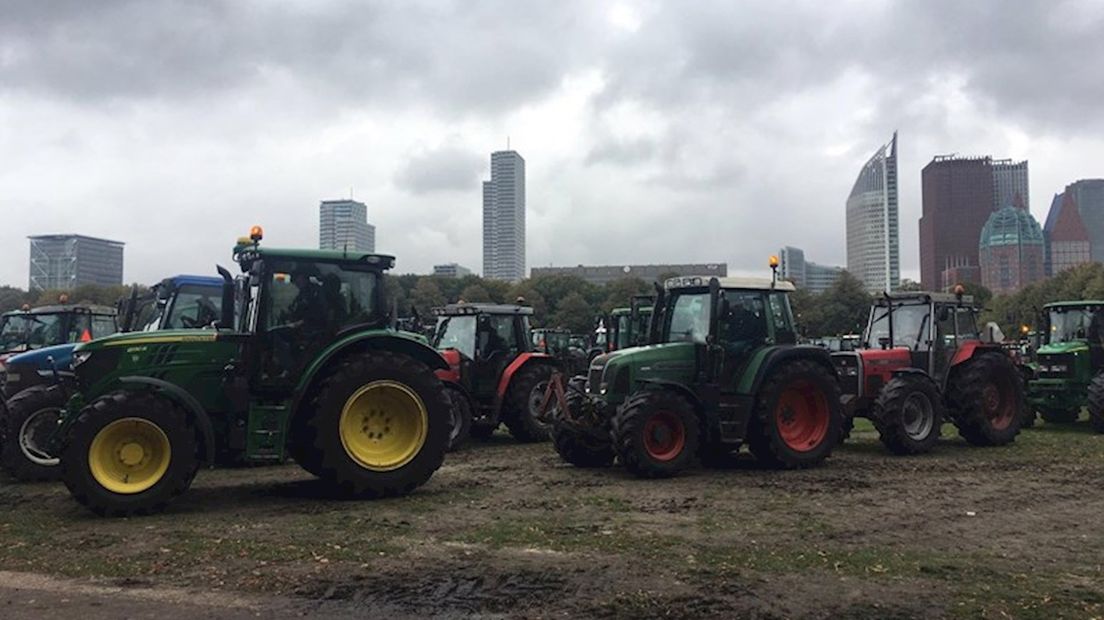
[1037, 341, 1089, 356]
[599, 342, 697, 403]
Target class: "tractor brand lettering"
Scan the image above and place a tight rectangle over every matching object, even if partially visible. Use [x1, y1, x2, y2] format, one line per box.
[126, 346, 149, 354]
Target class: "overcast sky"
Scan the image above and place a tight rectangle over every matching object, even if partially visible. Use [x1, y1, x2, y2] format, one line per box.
[3, 0, 1103, 288]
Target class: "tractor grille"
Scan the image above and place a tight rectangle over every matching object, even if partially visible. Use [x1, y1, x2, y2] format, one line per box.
[1037, 353, 1075, 379]
[831, 352, 861, 397]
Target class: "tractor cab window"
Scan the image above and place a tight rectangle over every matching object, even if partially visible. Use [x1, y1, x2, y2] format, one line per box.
[476, 315, 517, 360]
[615, 314, 632, 349]
[25, 313, 65, 348]
[955, 308, 979, 340]
[935, 305, 956, 347]
[866, 303, 930, 350]
[767, 292, 797, 344]
[435, 315, 476, 359]
[1048, 308, 1099, 344]
[266, 261, 380, 334]
[68, 315, 93, 342]
[720, 291, 767, 353]
[0, 315, 34, 351]
[164, 285, 221, 329]
[666, 292, 711, 344]
[91, 315, 117, 339]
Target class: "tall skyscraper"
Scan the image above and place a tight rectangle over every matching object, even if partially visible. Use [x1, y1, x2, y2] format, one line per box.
[482, 150, 526, 281]
[28, 234, 124, 291]
[1060, 179, 1104, 262]
[1044, 192, 1092, 275]
[319, 199, 375, 253]
[918, 154, 1028, 290]
[845, 131, 899, 293]
[978, 206, 1045, 295]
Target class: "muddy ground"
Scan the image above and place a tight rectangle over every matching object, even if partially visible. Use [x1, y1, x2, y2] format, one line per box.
[1, 419, 1103, 619]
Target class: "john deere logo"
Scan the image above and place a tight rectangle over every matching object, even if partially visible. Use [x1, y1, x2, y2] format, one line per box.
[126, 346, 149, 354]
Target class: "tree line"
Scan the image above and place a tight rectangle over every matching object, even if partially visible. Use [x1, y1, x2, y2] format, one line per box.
[3, 262, 1102, 339]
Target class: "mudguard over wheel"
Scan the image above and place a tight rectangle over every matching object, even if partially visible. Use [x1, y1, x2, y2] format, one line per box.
[611, 390, 700, 478]
[872, 374, 944, 455]
[502, 363, 556, 443]
[61, 391, 199, 517]
[747, 360, 842, 469]
[306, 351, 449, 497]
[2, 385, 67, 481]
[949, 352, 1024, 446]
[1087, 372, 1104, 434]
[1040, 408, 1079, 424]
[551, 389, 614, 468]
[444, 387, 473, 451]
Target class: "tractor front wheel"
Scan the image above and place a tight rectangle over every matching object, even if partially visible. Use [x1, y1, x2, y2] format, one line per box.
[62, 391, 199, 517]
[306, 351, 449, 497]
[1, 385, 67, 481]
[747, 360, 842, 469]
[1087, 372, 1104, 434]
[551, 387, 613, 467]
[872, 374, 943, 455]
[444, 387, 473, 451]
[949, 353, 1024, 446]
[611, 390, 700, 478]
[502, 363, 556, 443]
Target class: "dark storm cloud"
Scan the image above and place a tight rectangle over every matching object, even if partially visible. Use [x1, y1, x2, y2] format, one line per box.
[394, 144, 484, 194]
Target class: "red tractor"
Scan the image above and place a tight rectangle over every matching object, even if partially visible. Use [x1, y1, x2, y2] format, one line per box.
[831, 289, 1025, 455]
[432, 304, 559, 448]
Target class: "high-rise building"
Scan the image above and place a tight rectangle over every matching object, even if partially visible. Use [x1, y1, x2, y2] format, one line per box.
[845, 131, 899, 293]
[319, 199, 375, 253]
[482, 150, 526, 281]
[992, 159, 1030, 212]
[919, 154, 1028, 290]
[978, 206, 1045, 295]
[1050, 179, 1104, 263]
[1043, 192, 1092, 276]
[433, 263, 472, 278]
[778, 246, 842, 293]
[28, 234, 124, 291]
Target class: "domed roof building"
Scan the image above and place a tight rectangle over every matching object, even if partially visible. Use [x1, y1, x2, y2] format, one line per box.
[978, 206, 1045, 295]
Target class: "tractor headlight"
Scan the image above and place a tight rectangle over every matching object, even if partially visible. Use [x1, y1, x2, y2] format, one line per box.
[72, 350, 92, 369]
[599, 382, 608, 395]
[843, 366, 859, 376]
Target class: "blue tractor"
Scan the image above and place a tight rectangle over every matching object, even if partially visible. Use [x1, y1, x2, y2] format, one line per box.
[0, 275, 223, 481]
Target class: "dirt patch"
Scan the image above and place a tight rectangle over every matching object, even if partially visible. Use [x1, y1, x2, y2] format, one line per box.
[2, 422, 1104, 618]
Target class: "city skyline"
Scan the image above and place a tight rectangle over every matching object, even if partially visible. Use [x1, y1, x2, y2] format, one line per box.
[1, 2, 1102, 288]
[845, 131, 900, 293]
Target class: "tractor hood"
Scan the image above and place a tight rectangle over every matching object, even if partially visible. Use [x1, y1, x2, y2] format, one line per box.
[1037, 341, 1089, 356]
[75, 329, 223, 352]
[4, 343, 77, 370]
[595, 342, 697, 403]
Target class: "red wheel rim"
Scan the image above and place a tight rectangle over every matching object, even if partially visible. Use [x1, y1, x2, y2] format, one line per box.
[776, 380, 830, 452]
[642, 411, 686, 462]
[982, 382, 1014, 430]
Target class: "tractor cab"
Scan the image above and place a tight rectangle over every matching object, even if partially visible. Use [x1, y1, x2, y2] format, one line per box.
[532, 327, 588, 376]
[832, 289, 1023, 454]
[588, 296, 654, 361]
[0, 303, 117, 361]
[119, 275, 226, 332]
[432, 303, 558, 445]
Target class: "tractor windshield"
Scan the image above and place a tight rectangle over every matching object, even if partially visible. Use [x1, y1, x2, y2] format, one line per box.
[0, 312, 69, 352]
[615, 314, 632, 349]
[265, 261, 381, 333]
[162, 284, 222, 329]
[665, 292, 711, 344]
[434, 315, 476, 359]
[1048, 307, 1103, 344]
[865, 302, 930, 349]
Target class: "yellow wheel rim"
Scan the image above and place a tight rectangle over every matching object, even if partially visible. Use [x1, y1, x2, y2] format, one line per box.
[339, 380, 428, 471]
[88, 417, 172, 495]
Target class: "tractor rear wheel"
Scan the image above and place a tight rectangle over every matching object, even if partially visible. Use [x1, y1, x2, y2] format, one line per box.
[444, 387, 472, 451]
[872, 374, 943, 455]
[1087, 372, 1104, 434]
[2, 385, 67, 481]
[551, 387, 614, 467]
[949, 353, 1024, 446]
[611, 390, 700, 478]
[62, 391, 199, 517]
[306, 351, 448, 497]
[1040, 408, 1079, 424]
[747, 360, 841, 469]
[502, 363, 555, 443]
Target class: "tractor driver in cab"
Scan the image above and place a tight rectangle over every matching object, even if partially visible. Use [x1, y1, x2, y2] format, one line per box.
[477, 314, 509, 361]
[721, 292, 768, 358]
[286, 268, 329, 331]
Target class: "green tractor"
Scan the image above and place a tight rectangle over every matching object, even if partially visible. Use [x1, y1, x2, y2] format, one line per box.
[1027, 301, 1104, 431]
[586, 296, 654, 362]
[551, 274, 842, 477]
[47, 228, 451, 516]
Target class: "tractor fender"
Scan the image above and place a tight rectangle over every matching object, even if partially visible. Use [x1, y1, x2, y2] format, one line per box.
[494, 352, 558, 403]
[118, 376, 217, 465]
[635, 379, 705, 412]
[740, 345, 837, 396]
[888, 367, 940, 387]
[436, 348, 463, 384]
[291, 332, 449, 423]
[949, 340, 1003, 367]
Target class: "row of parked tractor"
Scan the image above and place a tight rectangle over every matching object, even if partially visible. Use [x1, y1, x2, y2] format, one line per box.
[0, 230, 1096, 519]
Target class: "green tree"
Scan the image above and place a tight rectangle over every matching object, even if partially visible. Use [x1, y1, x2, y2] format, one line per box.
[459, 284, 492, 303]
[898, 279, 923, 292]
[550, 292, 594, 333]
[808, 271, 872, 336]
[602, 277, 651, 312]
[410, 278, 446, 317]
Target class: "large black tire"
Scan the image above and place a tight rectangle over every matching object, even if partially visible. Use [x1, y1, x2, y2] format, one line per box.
[444, 387, 472, 452]
[62, 391, 199, 517]
[551, 389, 614, 467]
[305, 351, 449, 497]
[838, 415, 855, 445]
[1087, 372, 1104, 434]
[502, 363, 556, 443]
[872, 374, 944, 456]
[1040, 408, 1079, 424]
[1, 385, 67, 481]
[747, 360, 842, 469]
[611, 390, 700, 478]
[948, 352, 1024, 447]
